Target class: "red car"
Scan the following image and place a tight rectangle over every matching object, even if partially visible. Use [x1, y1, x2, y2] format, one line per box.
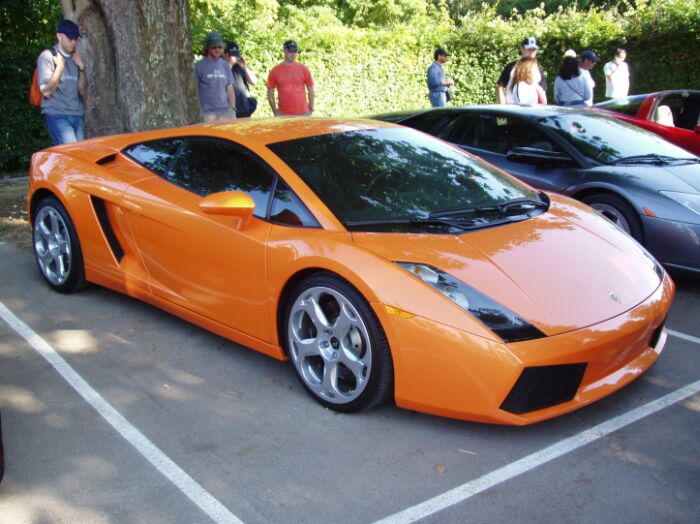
[595, 90, 700, 156]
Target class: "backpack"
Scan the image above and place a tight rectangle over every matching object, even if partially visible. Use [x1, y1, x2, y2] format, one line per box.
[30, 48, 57, 107]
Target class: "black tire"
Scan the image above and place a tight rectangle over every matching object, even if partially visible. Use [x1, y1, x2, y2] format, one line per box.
[32, 196, 86, 293]
[283, 272, 394, 413]
[582, 193, 643, 243]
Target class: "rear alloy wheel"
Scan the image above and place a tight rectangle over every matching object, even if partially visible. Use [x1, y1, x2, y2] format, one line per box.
[582, 193, 643, 242]
[284, 273, 393, 412]
[33, 196, 85, 293]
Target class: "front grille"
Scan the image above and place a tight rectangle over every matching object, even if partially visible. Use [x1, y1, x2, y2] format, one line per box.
[500, 363, 587, 414]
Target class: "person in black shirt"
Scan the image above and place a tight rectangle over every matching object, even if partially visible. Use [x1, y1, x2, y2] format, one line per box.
[496, 36, 547, 104]
[225, 42, 259, 118]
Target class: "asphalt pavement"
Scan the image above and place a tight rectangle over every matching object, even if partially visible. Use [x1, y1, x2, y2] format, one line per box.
[0, 241, 698, 523]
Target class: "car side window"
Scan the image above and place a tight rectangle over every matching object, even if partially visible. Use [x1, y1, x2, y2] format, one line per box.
[171, 137, 275, 218]
[437, 114, 478, 146]
[123, 138, 184, 177]
[270, 178, 320, 227]
[655, 93, 700, 131]
[476, 116, 561, 154]
[403, 112, 448, 134]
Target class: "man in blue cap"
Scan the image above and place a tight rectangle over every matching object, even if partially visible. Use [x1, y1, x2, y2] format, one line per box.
[579, 49, 601, 106]
[37, 19, 87, 144]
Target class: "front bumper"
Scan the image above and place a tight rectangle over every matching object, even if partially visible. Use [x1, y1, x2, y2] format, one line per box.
[376, 273, 674, 425]
[642, 215, 700, 274]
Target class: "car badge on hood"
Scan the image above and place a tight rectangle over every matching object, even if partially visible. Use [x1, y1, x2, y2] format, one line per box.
[608, 291, 622, 303]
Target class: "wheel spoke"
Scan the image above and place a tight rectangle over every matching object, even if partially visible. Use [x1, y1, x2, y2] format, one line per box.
[321, 360, 338, 394]
[49, 211, 61, 236]
[302, 295, 331, 330]
[293, 335, 320, 361]
[37, 219, 52, 241]
[40, 250, 53, 266]
[56, 253, 67, 278]
[332, 303, 356, 337]
[339, 352, 366, 383]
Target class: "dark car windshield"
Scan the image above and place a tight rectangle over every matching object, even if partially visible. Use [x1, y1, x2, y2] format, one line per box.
[267, 127, 541, 230]
[538, 113, 697, 165]
[595, 94, 648, 116]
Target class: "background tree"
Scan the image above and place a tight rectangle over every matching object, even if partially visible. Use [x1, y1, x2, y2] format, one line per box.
[60, 0, 200, 138]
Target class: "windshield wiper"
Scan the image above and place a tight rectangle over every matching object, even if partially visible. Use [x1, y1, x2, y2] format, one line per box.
[613, 154, 697, 165]
[497, 197, 549, 215]
[430, 197, 548, 219]
[345, 216, 485, 231]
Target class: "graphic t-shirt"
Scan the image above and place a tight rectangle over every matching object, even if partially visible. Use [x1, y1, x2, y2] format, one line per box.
[267, 62, 314, 115]
[37, 46, 84, 116]
[195, 57, 234, 114]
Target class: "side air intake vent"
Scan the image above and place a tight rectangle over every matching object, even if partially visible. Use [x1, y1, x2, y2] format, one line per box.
[500, 363, 587, 414]
[90, 197, 125, 262]
[96, 154, 117, 165]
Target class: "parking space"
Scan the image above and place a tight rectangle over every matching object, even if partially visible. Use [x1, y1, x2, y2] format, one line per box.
[0, 241, 698, 523]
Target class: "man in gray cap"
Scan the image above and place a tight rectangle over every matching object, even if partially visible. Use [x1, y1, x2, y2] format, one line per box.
[37, 19, 87, 144]
[195, 32, 236, 122]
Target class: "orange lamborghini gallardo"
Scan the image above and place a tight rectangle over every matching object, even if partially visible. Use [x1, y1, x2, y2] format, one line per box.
[27, 118, 674, 424]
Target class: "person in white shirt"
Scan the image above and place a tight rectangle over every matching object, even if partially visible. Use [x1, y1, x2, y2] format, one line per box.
[604, 48, 630, 99]
[510, 58, 545, 105]
[579, 49, 600, 106]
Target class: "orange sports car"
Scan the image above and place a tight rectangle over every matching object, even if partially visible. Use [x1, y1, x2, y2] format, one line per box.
[27, 118, 674, 425]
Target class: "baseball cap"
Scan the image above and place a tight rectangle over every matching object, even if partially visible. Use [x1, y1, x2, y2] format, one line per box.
[521, 36, 538, 50]
[57, 19, 81, 39]
[283, 40, 299, 52]
[226, 42, 241, 57]
[581, 49, 601, 62]
[204, 32, 225, 48]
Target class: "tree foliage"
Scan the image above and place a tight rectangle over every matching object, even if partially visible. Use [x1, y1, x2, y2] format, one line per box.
[1, 0, 698, 171]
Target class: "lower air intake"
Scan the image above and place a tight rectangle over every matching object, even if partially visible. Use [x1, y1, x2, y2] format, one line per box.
[501, 363, 587, 414]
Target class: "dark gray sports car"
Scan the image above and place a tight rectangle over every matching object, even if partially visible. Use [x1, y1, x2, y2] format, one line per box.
[373, 105, 700, 275]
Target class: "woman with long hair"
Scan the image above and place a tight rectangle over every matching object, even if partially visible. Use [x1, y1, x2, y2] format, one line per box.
[509, 57, 546, 105]
[554, 56, 592, 106]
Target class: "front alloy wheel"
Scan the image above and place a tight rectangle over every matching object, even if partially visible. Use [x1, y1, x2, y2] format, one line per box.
[33, 196, 85, 293]
[285, 273, 393, 412]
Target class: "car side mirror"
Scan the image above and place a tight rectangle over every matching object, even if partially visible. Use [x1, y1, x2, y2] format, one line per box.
[199, 191, 255, 229]
[506, 147, 574, 167]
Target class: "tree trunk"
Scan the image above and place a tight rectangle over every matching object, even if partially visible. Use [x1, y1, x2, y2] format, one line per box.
[62, 0, 201, 138]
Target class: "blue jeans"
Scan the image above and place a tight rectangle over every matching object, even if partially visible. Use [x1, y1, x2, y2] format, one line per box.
[43, 114, 85, 145]
[429, 91, 446, 107]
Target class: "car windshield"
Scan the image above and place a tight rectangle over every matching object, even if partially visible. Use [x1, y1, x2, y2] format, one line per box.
[538, 113, 697, 165]
[267, 127, 541, 230]
[595, 95, 648, 116]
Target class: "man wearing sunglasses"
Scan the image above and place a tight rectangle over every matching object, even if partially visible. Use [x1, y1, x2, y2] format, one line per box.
[37, 19, 87, 144]
[267, 40, 315, 116]
[195, 32, 237, 122]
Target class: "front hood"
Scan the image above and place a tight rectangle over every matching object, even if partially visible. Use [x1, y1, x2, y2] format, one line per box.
[658, 163, 700, 192]
[352, 196, 662, 336]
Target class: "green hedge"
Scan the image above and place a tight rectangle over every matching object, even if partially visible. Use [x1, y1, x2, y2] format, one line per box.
[1, 0, 698, 171]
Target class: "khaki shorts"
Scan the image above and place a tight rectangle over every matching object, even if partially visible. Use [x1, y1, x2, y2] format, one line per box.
[203, 108, 236, 123]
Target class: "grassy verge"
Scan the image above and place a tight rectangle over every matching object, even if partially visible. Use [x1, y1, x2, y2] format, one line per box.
[0, 178, 31, 251]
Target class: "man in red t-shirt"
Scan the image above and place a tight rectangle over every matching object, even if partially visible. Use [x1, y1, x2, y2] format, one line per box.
[267, 40, 315, 116]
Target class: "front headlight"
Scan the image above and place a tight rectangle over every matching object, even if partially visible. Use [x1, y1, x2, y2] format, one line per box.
[660, 191, 700, 217]
[396, 262, 545, 343]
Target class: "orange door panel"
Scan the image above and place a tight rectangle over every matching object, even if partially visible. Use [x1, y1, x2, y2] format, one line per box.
[123, 177, 272, 342]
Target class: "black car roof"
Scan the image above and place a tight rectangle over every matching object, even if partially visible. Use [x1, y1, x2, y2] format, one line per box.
[372, 105, 600, 123]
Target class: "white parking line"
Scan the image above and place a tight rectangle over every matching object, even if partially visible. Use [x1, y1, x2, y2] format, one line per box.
[373, 380, 700, 524]
[668, 329, 700, 345]
[0, 300, 244, 524]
